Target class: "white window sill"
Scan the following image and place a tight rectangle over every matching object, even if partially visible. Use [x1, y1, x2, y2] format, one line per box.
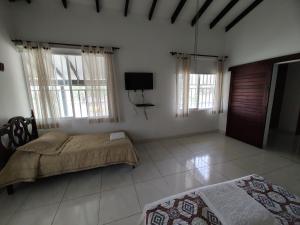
[58, 117, 110, 122]
[189, 108, 212, 112]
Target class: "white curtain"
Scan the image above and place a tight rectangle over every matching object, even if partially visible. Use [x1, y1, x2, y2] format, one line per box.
[21, 42, 61, 129]
[211, 58, 225, 114]
[82, 47, 120, 123]
[176, 54, 191, 117]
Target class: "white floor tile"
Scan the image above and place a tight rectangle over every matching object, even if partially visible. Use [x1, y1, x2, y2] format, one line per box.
[63, 169, 101, 200]
[173, 151, 195, 162]
[155, 159, 188, 176]
[232, 154, 293, 174]
[21, 176, 69, 210]
[105, 214, 141, 225]
[0, 186, 30, 225]
[263, 164, 300, 186]
[99, 186, 141, 224]
[190, 166, 228, 186]
[145, 142, 173, 161]
[137, 151, 152, 163]
[135, 144, 148, 153]
[164, 171, 202, 194]
[286, 182, 300, 196]
[198, 152, 237, 166]
[135, 178, 172, 207]
[212, 162, 251, 180]
[53, 194, 100, 225]
[175, 153, 208, 170]
[131, 162, 161, 183]
[101, 165, 133, 191]
[7, 204, 58, 225]
[161, 140, 187, 155]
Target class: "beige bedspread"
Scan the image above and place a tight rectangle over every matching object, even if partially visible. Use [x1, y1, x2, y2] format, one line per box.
[0, 133, 138, 188]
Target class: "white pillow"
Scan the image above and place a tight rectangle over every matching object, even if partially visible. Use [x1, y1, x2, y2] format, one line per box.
[110, 132, 126, 141]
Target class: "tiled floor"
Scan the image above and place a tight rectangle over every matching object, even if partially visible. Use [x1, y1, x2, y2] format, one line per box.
[1, 132, 300, 225]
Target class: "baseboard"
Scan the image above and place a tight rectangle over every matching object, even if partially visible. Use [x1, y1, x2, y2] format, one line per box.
[134, 129, 220, 144]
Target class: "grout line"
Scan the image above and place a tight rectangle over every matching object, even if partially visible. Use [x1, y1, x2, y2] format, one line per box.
[60, 190, 102, 202]
[4, 185, 34, 225]
[50, 178, 71, 225]
[97, 169, 103, 225]
[102, 212, 141, 225]
[132, 172, 143, 214]
[134, 130, 219, 144]
[143, 142, 164, 178]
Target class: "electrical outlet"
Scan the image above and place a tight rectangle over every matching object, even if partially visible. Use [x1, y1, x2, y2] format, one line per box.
[0, 63, 4, 72]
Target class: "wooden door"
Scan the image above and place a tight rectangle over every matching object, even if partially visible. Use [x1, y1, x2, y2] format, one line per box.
[226, 61, 273, 148]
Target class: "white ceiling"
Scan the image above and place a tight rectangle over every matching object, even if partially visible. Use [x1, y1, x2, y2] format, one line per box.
[11, 0, 259, 29]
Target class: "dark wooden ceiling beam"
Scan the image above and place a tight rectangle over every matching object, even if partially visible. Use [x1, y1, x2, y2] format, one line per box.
[124, 0, 130, 17]
[148, 0, 158, 21]
[8, 0, 31, 3]
[95, 0, 101, 13]
[171, 0, 187, 24]
[225, 0, 264, 32]
[191, 0, 213, 26]
[62, 0, 67, 9]
[210, 0, 239, 29]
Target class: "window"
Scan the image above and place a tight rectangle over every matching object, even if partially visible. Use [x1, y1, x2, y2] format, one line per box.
[52, 54, 87, 118]
[30, 54, 109, 119]
[189, 73, 216, 110]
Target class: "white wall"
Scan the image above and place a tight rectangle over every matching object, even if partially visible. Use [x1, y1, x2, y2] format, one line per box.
[1, 1, 225, 141]
[0, 4, 30, 124]
[279, 62, 300, 133]
[219, 0, 300, 132]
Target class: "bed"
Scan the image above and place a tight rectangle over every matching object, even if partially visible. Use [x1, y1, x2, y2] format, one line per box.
[141, 174, 300, 225]
[0, 111, 139, 194]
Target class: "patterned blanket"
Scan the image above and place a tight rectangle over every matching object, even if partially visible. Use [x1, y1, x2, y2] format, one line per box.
[146, 192, 222, 225]
[236, 175, 300, 225]
[144, 175, 300, 225]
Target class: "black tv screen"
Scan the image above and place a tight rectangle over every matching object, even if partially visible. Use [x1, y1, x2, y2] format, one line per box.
[125, 72, 153, 90]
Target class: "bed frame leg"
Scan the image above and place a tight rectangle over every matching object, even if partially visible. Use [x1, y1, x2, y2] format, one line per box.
[132, 165, 136, 169]
[6, 185, 14, 195]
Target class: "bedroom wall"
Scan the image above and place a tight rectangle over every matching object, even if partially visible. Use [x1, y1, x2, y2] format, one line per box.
[0, 4, 30, 124]
[279, 62, 300, 133]
[1, 1, 225, 141]
[219, 0, 300, 132]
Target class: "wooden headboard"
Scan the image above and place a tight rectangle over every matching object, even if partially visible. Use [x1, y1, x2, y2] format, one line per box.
[0, 110, 38, 170]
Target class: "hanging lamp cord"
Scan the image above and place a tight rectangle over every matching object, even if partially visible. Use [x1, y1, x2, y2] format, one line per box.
[194, 0, 200, 56]
[193, 0, 200, 70]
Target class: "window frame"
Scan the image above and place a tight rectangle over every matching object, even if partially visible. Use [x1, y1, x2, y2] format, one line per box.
[188, 73, 216, 112]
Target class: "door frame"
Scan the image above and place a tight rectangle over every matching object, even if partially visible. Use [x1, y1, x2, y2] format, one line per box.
[227, 53, 300, 148]
[295, 108, 300, 135]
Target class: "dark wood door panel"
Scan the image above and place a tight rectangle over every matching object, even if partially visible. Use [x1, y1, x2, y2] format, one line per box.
[227, 118, 264, 147]
[226, 62, 273, 148]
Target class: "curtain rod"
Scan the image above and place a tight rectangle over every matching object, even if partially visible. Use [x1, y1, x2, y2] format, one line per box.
[12, 40, 120, 50]
[170, 51, 228, 59]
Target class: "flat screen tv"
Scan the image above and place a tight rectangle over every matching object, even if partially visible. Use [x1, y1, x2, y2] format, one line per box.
[125, 72, 153, 90]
